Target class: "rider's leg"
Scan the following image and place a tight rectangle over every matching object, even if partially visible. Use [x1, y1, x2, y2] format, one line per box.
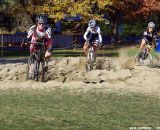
[138, 39, 146, 58]
[83, 42, 89, 56]
[45, 39, 52, 59]
[93, 44, 98, 62]
[93, 44, 98, 53]
[140, 39, 146, 51]
[44, 39, 53, 69]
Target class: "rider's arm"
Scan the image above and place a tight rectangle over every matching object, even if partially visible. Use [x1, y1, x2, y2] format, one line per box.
[27, 25, 36, 39]
[143, 31, 149, 42]
[153, 31, 159, 40]
[97, 27, 102, 43]
[45, 27, 53, 52]
[153, 32, 159, 47]
[83, 27, 90, 41]
[45, 27, 52, 43]
[46, 27, 52, 39]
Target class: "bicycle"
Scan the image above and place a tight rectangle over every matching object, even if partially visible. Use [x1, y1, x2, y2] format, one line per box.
[86, 42, 97, 71]
[135, 43, 154, 66]
[26, 41, 48, 82]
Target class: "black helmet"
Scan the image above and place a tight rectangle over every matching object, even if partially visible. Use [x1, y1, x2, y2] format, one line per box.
[36, 14, 48, 24]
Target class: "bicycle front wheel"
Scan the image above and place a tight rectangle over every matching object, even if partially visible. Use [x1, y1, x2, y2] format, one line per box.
[34, 59, 40, 82]
[86, 51, 95, 71]
[144, 52, 153, 66]
[135, 51, 153, 66]
[26, 55, 34, 81]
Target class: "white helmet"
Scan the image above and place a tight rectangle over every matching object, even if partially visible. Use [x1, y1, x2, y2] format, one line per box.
[88, 19, 96, 28]
[148, 22, 155, 28]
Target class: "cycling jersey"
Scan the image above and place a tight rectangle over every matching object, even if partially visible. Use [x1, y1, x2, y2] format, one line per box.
[143, 30, 158, 43]
[27, 25, 52, 53]
[84, 26, 102, 44]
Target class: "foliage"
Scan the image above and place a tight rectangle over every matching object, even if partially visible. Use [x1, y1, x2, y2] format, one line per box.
[122, 23, 146, 36]
[138, 0, 160, 16]
[36, 0, 112, 22]
[0, 0, 160, 35]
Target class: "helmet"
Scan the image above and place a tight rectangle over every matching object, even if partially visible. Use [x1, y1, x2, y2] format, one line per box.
[148, 22, 155, 28]
[88, 19, 96, 28]
[36, 14, 48, 24]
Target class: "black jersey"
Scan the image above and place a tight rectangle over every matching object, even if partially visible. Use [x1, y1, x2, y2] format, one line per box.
[143, 30, 157, 43]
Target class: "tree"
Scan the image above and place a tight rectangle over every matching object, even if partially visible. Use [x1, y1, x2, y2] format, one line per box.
[138, 0, 160, 16]
[104, 0, 140, 40]
[36, 0, 112, 22]
[104, 0, 160, 40]
[0, 0, 49, 32]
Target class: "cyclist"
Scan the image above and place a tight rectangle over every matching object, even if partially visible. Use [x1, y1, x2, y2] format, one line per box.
[139, 22, 158, 56]
[83, 19, 102, 56]
[24, 14, 53, 78]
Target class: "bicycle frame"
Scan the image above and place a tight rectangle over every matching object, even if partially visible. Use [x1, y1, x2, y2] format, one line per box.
[145, 44, 153, 53]
[143, 44, 154, 59]
[26, 42, 47, 82]
[33, 42, 46, 60]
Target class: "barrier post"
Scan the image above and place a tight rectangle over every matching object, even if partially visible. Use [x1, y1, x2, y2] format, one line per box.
[1, 35, 3, 57]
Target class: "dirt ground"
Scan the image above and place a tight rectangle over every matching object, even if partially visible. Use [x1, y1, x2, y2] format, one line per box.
[0, 54, 160, 97]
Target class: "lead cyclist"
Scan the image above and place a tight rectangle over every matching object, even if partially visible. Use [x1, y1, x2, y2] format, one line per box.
[24, 14, 53, 79]
[83, 19, 102, 56]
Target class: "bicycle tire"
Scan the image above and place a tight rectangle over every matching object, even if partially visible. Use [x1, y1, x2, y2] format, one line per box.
[86, 53, 92, 71]
[135, 51, 153, 66]
[135, 52, 142, 65]
[34, 59, 40, 82]
[26, 57, 31, 81]
[146, 52, 153, 67]
[86, 46, 96, 71]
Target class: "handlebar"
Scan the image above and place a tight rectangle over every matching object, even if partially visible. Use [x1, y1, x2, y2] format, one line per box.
[34, 42, 45, 46]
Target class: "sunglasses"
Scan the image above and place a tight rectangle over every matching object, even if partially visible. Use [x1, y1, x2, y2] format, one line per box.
[91, 26, 95, 29]
[38, 23, 45, 25]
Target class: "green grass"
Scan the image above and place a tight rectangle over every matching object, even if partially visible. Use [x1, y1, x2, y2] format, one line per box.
[0, 48, 119, 58]
[122, 46, 160, 59]
[1, 46, 160, 62]
[0, 89, 160, 130]
[0, 49, 29, 57]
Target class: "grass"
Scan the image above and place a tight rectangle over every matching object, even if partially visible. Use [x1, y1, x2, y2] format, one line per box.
[0, 48, 29, 57]
[1, 43, 160, 58]
[0, 89, 160, 130]
[0, 47, 120, 58]
[122, 46, 160, 59]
